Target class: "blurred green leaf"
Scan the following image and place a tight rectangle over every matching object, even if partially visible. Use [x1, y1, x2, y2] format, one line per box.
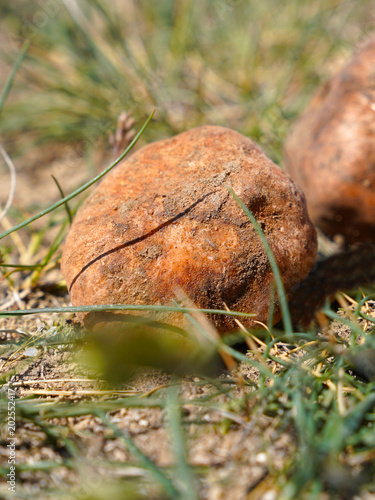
[82, 319, 220, 384]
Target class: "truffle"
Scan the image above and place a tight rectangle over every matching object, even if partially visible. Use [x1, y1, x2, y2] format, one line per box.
[284, 36, 375, 244]
[61, 125, 317, 333]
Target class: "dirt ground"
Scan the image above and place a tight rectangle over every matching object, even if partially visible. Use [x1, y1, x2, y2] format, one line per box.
[0, 282, 291, 500]
[1, 288, 375, 499]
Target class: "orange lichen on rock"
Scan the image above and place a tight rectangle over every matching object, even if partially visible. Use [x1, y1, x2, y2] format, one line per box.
[61, 125, 317, 333]
[284, 36, 375, 244]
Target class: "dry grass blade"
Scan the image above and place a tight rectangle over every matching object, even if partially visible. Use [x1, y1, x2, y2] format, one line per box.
[10, 378, 99, 385]
[21, 389, 140, 397]
[0, 144, 16, 224]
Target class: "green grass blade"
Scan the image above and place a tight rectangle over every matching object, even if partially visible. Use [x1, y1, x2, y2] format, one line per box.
[0, 263, 43, 269]
[95, 409, 179, 499]
[0, 303, 256, 318]
[166, 382, 199, 500]
[51, 175, 73, 224]
[0, 110, 155, 241]
[227, 186, 293, 336]
[0, 40, 30, 115]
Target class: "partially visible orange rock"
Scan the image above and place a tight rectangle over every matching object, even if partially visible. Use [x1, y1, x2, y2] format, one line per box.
[61, 125, 317, 333]
[284, 36, 375, 244]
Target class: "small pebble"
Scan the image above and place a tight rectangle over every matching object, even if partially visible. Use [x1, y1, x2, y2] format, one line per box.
[255, 452, 268, 464]
[138, 419, 149, 427]
[262, 491, 277, 500]
[24, 347, 38, 357]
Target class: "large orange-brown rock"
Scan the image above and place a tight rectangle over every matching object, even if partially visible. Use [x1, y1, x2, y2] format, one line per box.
[61, 125, 317, 333]
[284, 37, 375, 244]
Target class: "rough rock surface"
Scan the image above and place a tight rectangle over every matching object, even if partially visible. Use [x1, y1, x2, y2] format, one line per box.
[61, 125, 317, 333]
[284, 36, 375, 244]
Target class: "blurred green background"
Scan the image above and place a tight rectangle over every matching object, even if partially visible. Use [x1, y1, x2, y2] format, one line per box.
[0, 0, 372, 168]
